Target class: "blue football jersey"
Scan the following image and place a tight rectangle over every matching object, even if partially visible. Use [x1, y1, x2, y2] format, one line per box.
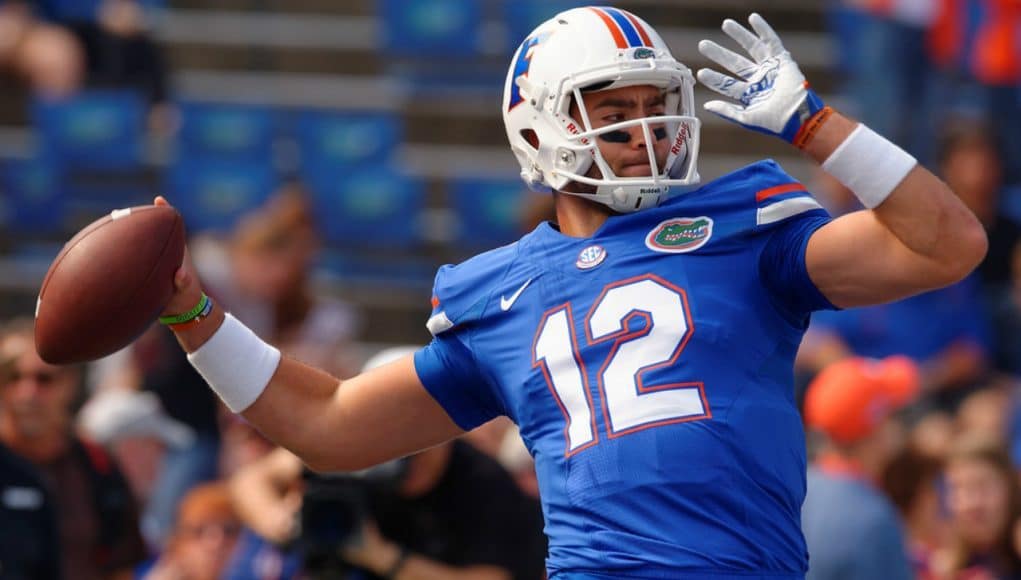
[415, 160, 834, 579]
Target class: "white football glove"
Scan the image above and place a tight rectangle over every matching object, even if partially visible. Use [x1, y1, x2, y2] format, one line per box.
[696, 13, 825, 144]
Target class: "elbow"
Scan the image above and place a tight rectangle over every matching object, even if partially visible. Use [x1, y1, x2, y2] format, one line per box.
[303, 454, 351, 474]
[954, 219, 989, 280]
[936, 218, 988, 285]
[303, 452, 377, 474]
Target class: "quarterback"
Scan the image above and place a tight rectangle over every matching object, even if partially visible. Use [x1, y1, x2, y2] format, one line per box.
[156, 7, 986, 579]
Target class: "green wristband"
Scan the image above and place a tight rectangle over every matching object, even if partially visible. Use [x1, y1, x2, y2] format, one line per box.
[159, 293, 209, 326]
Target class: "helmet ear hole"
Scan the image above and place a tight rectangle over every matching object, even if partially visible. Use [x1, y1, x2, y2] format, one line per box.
[521, 129, 540, 150]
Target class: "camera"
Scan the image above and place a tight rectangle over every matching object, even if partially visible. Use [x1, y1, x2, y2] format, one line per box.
[297, 458, 409, 577]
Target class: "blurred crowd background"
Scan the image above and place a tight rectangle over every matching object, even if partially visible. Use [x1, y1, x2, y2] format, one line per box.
[0, 0, 1019, 578]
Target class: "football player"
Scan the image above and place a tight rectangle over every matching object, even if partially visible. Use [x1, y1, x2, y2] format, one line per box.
[156, 7, 987, 579]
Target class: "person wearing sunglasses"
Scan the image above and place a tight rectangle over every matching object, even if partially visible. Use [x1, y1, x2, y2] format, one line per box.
[0, 317, 146, 580]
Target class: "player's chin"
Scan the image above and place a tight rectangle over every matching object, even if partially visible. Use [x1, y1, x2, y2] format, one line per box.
[617, 164, 655, 178]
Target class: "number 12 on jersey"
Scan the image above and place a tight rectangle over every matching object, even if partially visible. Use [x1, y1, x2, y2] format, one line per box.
[532, 275, 711, 456]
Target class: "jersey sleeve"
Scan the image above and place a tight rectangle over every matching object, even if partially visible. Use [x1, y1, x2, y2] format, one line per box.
[415, 254, 515, 431]
[415, 335, 503, 431]
[750, 161, 837, 325]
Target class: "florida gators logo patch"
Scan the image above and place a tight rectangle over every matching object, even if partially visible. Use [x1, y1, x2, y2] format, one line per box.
[645, 217, 713, 253]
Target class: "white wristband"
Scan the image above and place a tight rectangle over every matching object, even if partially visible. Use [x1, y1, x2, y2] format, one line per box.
[821, 123, 917, 209]
[187, 313, 281, 413]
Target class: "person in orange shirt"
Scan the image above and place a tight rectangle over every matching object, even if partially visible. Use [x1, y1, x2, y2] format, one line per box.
[929, 0, 1021, 184]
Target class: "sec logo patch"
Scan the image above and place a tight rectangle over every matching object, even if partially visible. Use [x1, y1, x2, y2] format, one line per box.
[576, 245, 607, 270]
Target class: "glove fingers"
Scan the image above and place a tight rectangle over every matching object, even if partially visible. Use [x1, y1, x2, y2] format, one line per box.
[698, 39, 757, 78]
[696, 68, 748, 100]
[703, 100, 745, 121]
[721, 18, 770, 63]
[749, 13, 785, 55]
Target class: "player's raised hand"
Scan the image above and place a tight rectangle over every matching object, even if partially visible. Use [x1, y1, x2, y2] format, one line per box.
[696, 14, 826, 146]
[153, 195, 203, 317]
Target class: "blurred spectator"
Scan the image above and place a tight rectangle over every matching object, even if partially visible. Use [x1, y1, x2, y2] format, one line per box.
[801, 356, 920, 580]
[0, 439, 61, 579]
[200, 186, 360, 378]
[797, 271, 990, 410]
[988, 240, 1021, 377]
[0, 1, 83, 96]
[0, 317, 146, 580]
[938, 434, 1021, 578]
[231, 441, 546, 580]
[227, 347, 546, 580]
[911, 409, 958, 460]
[463, 415, 515, 459]
[85, 323, 225, 550]
[881, 447, 947, 579]
[496, 423, 540, 500]
[142, 482, 241, 580]
[42, 0, 169, 109]
[78, 384, 196, 512]
[928, 0, 1021, 185]
[957, 386, 1012, 441]
[830, 0, 938, 158]
[938, 121, 1020, 290]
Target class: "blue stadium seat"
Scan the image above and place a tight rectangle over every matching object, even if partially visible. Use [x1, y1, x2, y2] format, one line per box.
[176, 102, 277, 163]
[295, 111, 402, 174]
[304, 167, 424, 248]
[448, 177, 528, 247]
[64, 182, 152, 223]
[165, 160, 278, 233]
[316, 251, 436, 292]
[504, 0, 588, 49]
[378, 0, 481, 56]
[32, 90, 145, 170]
[0, 157, 66, 235]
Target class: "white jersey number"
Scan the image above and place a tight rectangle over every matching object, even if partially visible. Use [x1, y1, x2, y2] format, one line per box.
[532, 275, 709, 455]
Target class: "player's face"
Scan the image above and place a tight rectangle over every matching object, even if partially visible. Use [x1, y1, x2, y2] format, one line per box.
[572, 85, 671, 179]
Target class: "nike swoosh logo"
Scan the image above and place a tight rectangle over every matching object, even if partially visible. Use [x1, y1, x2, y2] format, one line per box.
[500, 278, 533, 311]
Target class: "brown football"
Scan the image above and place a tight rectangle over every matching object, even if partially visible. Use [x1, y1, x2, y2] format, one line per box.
[35, 205, 185, 364]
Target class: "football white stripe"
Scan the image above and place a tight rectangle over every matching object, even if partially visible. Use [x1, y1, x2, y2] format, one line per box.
[756, 197, 823, 226]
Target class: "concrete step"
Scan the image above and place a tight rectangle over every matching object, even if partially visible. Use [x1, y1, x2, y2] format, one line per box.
[165, 0, 824, 32]
[168, 0, 374, 16]
[157, 9, 835, 69]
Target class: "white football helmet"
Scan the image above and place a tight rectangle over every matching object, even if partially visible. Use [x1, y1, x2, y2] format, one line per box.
[502, 6, 701, 213]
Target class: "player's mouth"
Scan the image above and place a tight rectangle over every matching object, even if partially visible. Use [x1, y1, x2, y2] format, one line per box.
[618, 162, 655, 177]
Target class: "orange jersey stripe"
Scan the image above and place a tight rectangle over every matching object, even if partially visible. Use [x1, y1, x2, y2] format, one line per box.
[756, 183, 807, 203]
[589, 7, 628, 49]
